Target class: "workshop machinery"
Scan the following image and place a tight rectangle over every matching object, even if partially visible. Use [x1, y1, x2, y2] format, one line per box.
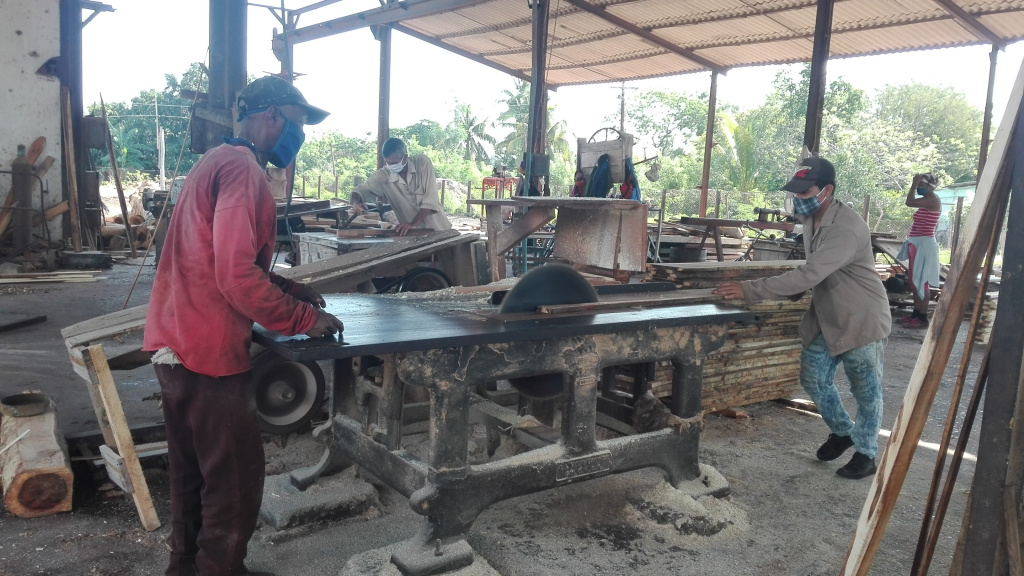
[255, 265, 753, 575]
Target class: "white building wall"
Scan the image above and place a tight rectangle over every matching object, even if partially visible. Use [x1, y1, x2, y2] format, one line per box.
[0, 0, 64, 244]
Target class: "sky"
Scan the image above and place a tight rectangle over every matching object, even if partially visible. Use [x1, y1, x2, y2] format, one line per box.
[82, 0, 1024, 152]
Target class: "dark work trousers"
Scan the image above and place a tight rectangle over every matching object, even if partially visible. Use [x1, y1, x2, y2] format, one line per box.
[155, 363, 265, 576]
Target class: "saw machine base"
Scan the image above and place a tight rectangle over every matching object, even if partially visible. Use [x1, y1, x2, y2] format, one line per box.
[255, 284, 752, 576]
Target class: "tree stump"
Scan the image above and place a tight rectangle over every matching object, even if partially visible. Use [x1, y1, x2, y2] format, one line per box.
[0, 399, 73, 517]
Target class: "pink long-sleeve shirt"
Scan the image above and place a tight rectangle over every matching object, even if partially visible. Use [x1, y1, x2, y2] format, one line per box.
[143, 144, 318, 376]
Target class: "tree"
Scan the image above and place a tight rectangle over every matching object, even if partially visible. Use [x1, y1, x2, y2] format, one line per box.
[446, 103, 495, 163]
[875, 83, 982, 182]
[626, 90, 710, 156]
[89, 62, 206, 176]
[391, 119, 449, 150]
[494, 79, 572, 171]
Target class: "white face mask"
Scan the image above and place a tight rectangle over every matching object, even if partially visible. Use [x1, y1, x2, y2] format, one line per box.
[385, 160, 406, 173]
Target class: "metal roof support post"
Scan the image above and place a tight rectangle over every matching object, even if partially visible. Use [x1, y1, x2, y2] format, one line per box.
[803, 0, 834, 155]
[526, 0, 551, 196]
[60, 0, 85, 246]
[206, 0, 247, 151]
[978, 45, 999, 178]
[374, 19, 393, 169]
[699, 71, 718, 218]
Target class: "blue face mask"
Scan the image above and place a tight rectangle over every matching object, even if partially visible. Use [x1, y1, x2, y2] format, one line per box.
[917, 187, 929, 196]
[266, 116, 305, 168]
[792, 187, 826, 216]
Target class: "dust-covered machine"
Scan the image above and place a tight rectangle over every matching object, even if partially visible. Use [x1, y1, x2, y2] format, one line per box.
[254, 265, 753, 575]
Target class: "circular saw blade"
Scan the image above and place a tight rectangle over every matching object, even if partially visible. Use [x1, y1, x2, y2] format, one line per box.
[500, 265, 598, 399]
[500, 264, 598, 314]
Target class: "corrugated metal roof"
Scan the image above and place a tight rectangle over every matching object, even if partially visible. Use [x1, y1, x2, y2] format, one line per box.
[285, 0, 1024, 86]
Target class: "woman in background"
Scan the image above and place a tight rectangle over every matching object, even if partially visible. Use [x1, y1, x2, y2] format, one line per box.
[898, 173, 942, 329]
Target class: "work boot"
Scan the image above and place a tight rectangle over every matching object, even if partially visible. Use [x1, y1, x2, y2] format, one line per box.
[902, 316, 929, 329]
[837, 452, 877, 479]
[816, 433, 854, 461]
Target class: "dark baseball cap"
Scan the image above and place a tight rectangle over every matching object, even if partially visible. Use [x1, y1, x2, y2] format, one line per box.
[782, 157, 836, 193]
[236, 76, 329, 125]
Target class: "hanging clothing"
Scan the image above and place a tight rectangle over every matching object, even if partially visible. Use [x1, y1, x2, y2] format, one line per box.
[619, 157, 641, 201]
[584, 154, 613, 198]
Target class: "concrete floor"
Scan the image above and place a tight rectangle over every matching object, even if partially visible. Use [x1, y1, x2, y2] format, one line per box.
[0, 258, 984, 575]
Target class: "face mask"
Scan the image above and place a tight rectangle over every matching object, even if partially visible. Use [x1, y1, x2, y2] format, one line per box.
[386, 159, 407, 173]
[792, 187, 827, 216]
[917, 187, 929, 196]
[265, 116, 305, 169]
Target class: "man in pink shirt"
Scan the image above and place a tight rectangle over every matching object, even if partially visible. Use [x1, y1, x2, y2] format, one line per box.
[143, 76, 343, 576]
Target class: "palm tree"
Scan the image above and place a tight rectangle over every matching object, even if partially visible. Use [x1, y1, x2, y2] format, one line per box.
[718, 113, 759, 193]
[448, 103, 495, 162]
[495, 79, 571, 166]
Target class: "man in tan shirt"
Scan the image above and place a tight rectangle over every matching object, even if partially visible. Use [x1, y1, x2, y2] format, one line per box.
[350, 137, 452, 235]
[714, 157, 891, 479]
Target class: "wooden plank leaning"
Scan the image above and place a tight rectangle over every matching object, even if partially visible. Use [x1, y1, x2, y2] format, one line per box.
[839, 55, 1024, 576]
[278, 230, 478, 293]
[86, 344, 160, 531]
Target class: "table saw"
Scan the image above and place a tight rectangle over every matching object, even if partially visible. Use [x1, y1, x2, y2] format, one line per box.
[254, 267, 753, 575]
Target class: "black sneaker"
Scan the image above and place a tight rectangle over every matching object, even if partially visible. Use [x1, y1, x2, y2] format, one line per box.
[837, 452, 877, 479]
[816, 433, 855, 461]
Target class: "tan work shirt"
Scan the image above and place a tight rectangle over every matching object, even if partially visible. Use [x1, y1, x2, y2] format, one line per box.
[353, 154, 452, 231]
[742, 200, 891, 356]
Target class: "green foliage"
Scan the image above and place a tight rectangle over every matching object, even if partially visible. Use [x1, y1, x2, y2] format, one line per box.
[494, 79, 573, 170]
[627, 90, 709, 155]
[875, 83, 982, 182]
[446, 103, 495, 163]
[293, 131, 377, 197]
[91, 62, 982, 235]
[89, 62, 206, 176]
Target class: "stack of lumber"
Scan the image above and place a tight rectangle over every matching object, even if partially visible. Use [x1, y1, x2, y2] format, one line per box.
[645, 260, 803, 287]
[649, 223, 751, 261]
[642, 261, 809, 410]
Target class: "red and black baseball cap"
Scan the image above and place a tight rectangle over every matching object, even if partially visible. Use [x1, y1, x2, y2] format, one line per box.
[236, 76, 329, 125]
[782, 157, 836, 193]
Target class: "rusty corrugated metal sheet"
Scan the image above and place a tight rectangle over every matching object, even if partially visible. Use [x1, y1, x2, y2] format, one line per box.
[393, 0, 1024, 86]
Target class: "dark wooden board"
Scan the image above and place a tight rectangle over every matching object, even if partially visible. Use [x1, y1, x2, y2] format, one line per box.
[253, 293, 753, 362]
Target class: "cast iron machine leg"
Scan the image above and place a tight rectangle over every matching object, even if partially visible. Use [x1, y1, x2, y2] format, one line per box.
[289, 358, 355, 490]
[392, 364, 476, 576]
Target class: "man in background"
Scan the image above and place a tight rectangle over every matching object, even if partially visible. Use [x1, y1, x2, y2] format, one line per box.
[350, 137, 452, 235]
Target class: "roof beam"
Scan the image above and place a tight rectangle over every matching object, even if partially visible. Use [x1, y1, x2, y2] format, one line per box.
[931, 0, 1003, 46]
[558, 0, 725, 73]
[278, 0, 490, 45]
[292, 0, 346, 16]
[393, 24, 535, 84]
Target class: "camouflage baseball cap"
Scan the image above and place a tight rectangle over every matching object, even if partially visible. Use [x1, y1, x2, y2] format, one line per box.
[236, 75, 329, 125]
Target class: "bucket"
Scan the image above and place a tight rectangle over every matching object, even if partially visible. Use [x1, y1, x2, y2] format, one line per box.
[669, 246, 707, 262]
[0, 392, 50, 418]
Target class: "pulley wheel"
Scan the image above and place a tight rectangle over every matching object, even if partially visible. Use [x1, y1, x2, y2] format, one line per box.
[252, 351, 326, 434]
[500, 265, 598, 399]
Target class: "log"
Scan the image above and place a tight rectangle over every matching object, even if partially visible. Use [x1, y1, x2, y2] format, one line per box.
[0, 397, 73, 518]
[100, 223, 147, 242]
